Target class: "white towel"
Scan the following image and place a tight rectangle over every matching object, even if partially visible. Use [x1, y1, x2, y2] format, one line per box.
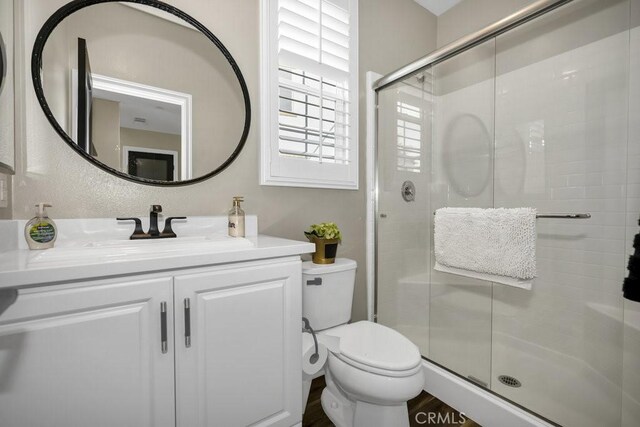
[434, 207, 537, 290]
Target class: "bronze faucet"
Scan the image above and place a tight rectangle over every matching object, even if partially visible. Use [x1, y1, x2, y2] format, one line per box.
[117, 205, 186, 240]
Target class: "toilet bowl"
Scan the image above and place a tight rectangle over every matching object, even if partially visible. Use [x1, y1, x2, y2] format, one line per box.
[302, 259, 425, 427]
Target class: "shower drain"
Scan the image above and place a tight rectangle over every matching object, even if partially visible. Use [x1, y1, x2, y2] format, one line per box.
[498, 375, 522, 388]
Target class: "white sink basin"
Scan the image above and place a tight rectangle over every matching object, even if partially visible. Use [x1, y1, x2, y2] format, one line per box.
[82, 235, 232, 248]
[29, 234, 254, 265]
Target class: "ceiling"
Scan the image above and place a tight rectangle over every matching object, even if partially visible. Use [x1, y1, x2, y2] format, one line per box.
[93, 88, 182, 136]
[414, 0, 463, 16]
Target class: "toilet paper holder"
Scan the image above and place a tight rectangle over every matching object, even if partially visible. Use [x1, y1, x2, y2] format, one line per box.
[302, 317, 319, 364]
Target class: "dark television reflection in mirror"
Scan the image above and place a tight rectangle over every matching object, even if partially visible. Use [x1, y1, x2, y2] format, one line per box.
[128, 151, 175, 181]
[31, 0, 251, 187]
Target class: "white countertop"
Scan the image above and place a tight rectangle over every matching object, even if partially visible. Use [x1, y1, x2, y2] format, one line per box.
[0, 217, 315, 289]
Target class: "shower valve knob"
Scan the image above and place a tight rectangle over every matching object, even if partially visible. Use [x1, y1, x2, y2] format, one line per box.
[401, 181, 416, 202]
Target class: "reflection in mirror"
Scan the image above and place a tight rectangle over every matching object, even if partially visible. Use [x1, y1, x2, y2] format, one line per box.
[71, 65, 190, 180]
[443, 113, 492, 198]
[37, 1, 248, 184]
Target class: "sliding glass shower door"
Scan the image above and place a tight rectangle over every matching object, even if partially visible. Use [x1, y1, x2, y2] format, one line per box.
[429, 39, 496, 389]
[375, 0, 639, 425]
[490, 1, 629, 424]
[376, 67, 433, 355]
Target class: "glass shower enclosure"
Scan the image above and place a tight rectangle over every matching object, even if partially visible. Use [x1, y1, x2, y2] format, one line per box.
[374, 0, 640, 425]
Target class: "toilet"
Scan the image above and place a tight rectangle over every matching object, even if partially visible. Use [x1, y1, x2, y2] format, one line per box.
[302, 258, 424, 427]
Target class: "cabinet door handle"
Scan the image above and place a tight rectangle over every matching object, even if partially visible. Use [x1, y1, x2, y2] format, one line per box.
[184, 298, 191, 348]
[160, 301, 168, 354]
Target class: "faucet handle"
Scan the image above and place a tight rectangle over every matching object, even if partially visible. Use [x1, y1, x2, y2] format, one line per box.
[161, 217, 187, 238]
[117, 217, 147, 240]
[150, 205, 162, 213]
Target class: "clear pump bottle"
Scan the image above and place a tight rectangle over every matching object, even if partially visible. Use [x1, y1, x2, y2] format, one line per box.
[228, 196, 245, 237]
[24, 203, 57, 250]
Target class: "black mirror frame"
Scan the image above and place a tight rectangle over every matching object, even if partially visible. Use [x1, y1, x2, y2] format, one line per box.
[31, 0, 251, 187]
[0, 31, 6, 96]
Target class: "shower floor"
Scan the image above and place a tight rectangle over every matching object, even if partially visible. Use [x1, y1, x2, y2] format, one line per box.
[302, 376, 481, 427]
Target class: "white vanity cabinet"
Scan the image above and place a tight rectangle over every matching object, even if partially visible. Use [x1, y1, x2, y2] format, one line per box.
[0, 255, 304, 427]
[174, 258, 302, 427]
[0, 276, 176, 427]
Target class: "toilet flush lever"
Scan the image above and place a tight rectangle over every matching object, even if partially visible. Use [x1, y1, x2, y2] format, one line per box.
[306, 277, 322, 286]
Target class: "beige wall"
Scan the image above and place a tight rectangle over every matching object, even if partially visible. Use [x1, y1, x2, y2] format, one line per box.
[120, 128, 181, 155]
[0, 0, 15, 172]
[0, 174, 10, 219]
[92, 98, 121, 170]
[437, 0, 535, 47]
[12, 0, 437, 321]
[41, 8, 70, 134]
[0, 0, 14, 219]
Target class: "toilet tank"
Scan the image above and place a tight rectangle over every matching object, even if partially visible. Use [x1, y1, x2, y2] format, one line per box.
[302, 258, 357, 331]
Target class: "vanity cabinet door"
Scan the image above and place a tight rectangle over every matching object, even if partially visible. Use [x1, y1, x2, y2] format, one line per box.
[174, 259, 302, 427]
[0, 276, 175, 427]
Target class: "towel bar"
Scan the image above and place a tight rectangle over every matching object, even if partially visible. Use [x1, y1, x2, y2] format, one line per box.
[535, 213, 591, 219]
[432, 211, 591, 219]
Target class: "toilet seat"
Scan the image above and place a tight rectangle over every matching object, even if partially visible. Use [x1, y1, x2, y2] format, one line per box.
[323, 321, 422, 377]
[333, 352, 422, 377]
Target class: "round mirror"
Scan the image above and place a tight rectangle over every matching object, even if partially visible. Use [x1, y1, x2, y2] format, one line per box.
[32, 0, 250, 186]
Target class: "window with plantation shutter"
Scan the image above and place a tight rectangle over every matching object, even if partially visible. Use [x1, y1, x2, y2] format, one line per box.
[261, 0, 359, 189]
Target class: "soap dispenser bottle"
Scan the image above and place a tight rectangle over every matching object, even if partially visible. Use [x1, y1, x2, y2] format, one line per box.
[228, 196, 245, 237]
[25, 203, 57, 250]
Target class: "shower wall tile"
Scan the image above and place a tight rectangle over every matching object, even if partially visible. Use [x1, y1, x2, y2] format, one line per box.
[490, 0, 629, 425]
[623, 2, 640, 424]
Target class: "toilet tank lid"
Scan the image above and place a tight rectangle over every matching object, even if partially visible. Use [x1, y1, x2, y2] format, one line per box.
[302, 258, 357, 275]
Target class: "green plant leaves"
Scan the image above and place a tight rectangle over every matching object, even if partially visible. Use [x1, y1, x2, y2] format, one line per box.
[305, 222, 342, 241]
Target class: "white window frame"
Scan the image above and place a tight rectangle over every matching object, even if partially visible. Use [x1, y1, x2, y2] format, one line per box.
[260, 0, 359, 190]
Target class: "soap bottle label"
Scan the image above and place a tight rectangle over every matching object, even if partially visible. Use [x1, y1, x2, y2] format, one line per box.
[229, 216, 244, 237]
[29, 222, 56, 243]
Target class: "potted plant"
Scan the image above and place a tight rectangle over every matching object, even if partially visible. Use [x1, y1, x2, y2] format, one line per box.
[304, 222, 342, 264]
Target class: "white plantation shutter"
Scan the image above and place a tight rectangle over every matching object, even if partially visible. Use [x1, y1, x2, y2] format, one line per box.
[261, 0, 358, 189]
